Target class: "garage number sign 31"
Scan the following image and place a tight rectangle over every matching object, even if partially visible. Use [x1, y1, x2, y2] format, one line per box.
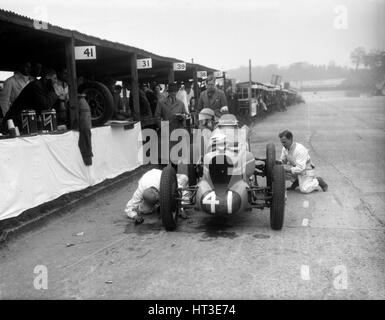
[137, 58, 153, 69]
[75, 46, 97, 60]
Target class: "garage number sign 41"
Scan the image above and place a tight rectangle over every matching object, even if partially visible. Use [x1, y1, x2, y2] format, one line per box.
[75, 46, 96, 60]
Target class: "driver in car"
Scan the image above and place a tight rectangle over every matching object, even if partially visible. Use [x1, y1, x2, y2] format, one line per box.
[198, 107, 216, 131]
[124, 168, 189, 224]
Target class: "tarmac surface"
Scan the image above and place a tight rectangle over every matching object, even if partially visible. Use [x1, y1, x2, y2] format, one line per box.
[1, 91, 385, 299]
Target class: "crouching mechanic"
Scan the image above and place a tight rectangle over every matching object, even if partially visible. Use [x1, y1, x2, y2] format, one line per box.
[124, 168, 189, 224]
[278, 130, 328, 193]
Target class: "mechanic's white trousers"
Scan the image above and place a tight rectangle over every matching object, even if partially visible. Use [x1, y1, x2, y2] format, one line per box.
[286, 170, 320, 194]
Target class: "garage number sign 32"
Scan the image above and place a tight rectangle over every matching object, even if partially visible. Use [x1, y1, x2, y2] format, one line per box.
[75, 46, 97, 60]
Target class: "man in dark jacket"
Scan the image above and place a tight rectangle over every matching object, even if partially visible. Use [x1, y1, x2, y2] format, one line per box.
[155, 82, 188, 166]
[2, 68, 59, 130]
[197, 74, 228, 118]
[155, 82, 187, 133]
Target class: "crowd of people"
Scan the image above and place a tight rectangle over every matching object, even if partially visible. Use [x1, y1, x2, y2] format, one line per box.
[0, 62, 70, 134]
[113, 80, 197, 123]
[0, 65, 302, 138]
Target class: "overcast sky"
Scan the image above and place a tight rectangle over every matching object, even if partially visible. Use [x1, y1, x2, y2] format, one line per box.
[1, 0, 384, 71]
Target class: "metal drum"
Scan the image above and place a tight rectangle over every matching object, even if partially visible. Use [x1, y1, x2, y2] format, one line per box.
[41, 109, 57, 132]
[21, 110, 38, 134]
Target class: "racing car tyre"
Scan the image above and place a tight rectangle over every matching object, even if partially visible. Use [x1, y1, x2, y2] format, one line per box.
[266, 143, 276, 190]
[78, 81, 115, 127]
[160, 165, 179, 231]
[270, 164, 285, 230]
[188, 143, 197, 185]
[187, 164, 197, 186]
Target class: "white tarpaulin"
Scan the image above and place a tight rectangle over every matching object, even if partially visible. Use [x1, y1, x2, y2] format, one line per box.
[0, 123, 143, 220]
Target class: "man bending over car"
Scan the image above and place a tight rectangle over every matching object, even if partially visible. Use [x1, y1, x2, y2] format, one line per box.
[124, 168, 189, 224]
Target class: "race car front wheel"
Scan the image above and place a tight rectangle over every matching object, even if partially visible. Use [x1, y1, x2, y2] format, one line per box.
[160, 165, 179, 231]
[270, 164, 285, 230]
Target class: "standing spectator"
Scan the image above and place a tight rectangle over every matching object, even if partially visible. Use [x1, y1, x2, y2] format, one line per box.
[176, 82, 189, 114]
[112, 84, 127, 120]
[30, 62, 42, 80]
[185, 82, 195, 111]
[197, 74, 228, 118]
[258, 92, 268, 119]
[145, 82, 158, 115]
[155, 82, 187, 164]
[225, 85, 238, 115]
[54, 68, 69, 125]
[159, 84, 168, 99]
[279, 92, 287, 112]
[127, 82, 152, 120]
[154, 84, 163, 101]
[54, 68, 69, 100]
[155, 82, 186, 133]
[0, 62, 32, 117]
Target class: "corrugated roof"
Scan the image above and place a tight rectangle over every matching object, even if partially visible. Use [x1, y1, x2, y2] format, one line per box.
[0, 8, 215, 71]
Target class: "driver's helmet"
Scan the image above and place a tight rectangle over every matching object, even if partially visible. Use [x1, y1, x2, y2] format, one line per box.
[138, 187, 159, 214]
[217, 114, 238, 127]
[198, 108, 215, 130]
[198, 108, 215, 121]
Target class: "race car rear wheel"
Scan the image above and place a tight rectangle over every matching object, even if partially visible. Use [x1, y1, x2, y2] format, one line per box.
[160, 165, 179, 231]
[266, 143, 276, 190]
[270, 164, 285, 230]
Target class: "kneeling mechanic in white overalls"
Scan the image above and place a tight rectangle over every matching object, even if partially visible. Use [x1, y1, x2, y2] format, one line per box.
[278, 130, 328, 193]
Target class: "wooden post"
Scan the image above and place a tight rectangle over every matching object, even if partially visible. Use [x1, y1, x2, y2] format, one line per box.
[168, 64, 174, 84]
[130, 53, 140, 121]
[248, 59, 252, 114]
[193, 66, 199, 110]
[122, 86, 128, 113]
[65, 36, 79, 130]
[223, 71, 227, 92]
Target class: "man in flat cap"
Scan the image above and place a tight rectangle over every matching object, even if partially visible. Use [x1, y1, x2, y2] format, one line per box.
[155, 82, 189, 165]
[155, 82, 187, 132]
[198, 74, 228, 118]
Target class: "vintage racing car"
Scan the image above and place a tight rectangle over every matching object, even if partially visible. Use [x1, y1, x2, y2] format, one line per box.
[159, 114, 285, 231]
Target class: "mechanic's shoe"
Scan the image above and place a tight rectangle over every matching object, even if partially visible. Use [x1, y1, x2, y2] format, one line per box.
[287, 179, 299, 190]
[317, 177, 328, 192]
[134, 215, 144, 225]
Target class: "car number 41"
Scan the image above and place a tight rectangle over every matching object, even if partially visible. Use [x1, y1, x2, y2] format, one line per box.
[202, 191, 233, 214]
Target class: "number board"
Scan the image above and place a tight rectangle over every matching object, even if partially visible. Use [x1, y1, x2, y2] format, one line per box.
[137, 58, 152, 69]
[197, 71, 207, 78]
[75, 46, 96, 60]
[173, 62, 186, 71]
[214, 71, 223, 77]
